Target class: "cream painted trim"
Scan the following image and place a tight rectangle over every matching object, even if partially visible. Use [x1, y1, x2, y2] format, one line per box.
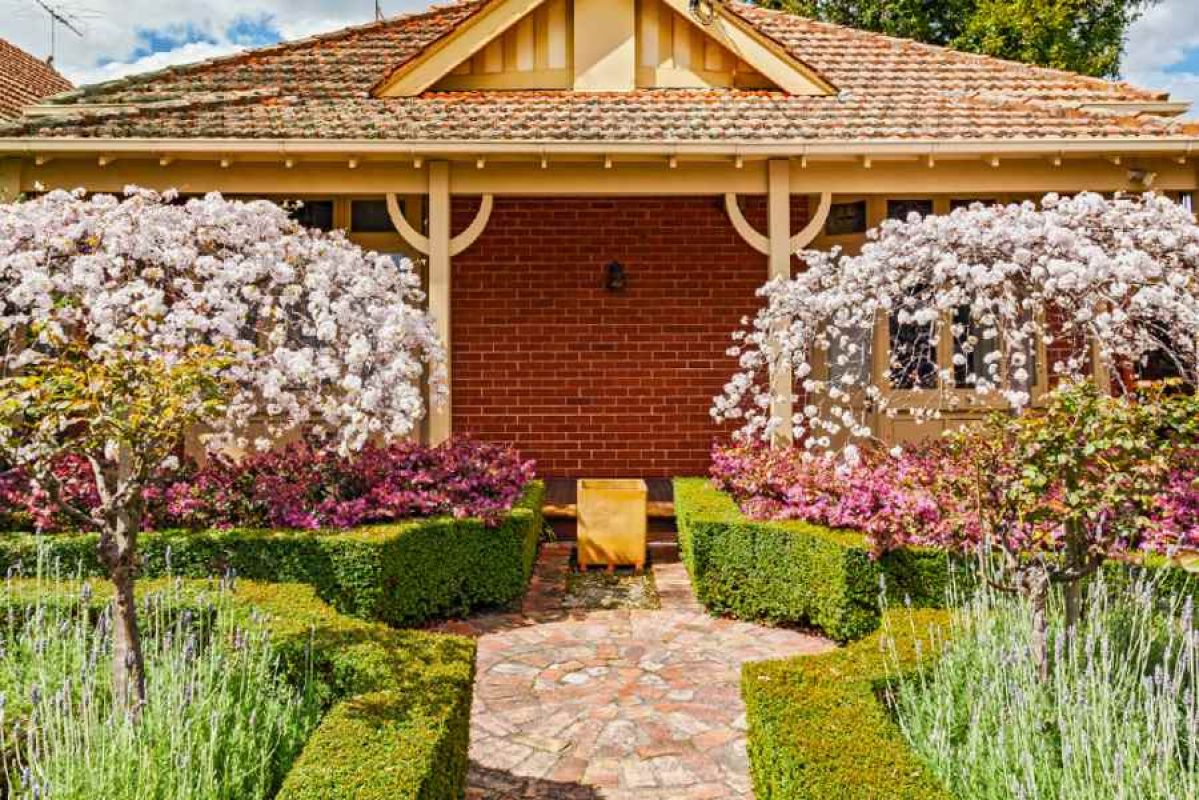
[791, 190, 832, 250]
[5, 137, 1199, 158]
[724, 193, 769, 254]
[22, 158, 1199, 197]
[0, 158, 20, 202]
[387, 193, 430, 253]
[426, 162, 452, 445]
[767, 159, 794, 445]
[656, 0, 832, 96]
[374, 0, 547, 97]
[386, 192, 495, 256]
[450, 194, 494, 256]
[725, 189, 833, 254]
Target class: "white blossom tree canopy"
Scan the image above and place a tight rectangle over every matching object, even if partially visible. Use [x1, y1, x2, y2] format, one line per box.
[0, 188, 445, 464]
[713, 192, 1199, 450]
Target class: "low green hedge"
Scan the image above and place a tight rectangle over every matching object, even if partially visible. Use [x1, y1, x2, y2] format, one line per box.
[0, 481, 544, 628]
[4, 579, 476, 800]
[673, 478, 953, 641]
[742, 608, 954, 800]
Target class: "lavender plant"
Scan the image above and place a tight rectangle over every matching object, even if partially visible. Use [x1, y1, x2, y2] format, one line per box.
[887, 575, 1199, 800]
[0, 560, 318, 800]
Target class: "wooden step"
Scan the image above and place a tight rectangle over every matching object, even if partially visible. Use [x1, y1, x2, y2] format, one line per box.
[543, 501, 674, 520]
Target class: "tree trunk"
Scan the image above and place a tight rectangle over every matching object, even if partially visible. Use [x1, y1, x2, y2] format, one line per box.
[1063, 519, 1085, 631]
[108, 548, 146, 715]
[1027, 571, 1051, 683]
[98, 443, 147, 717]
[1063, 579, 1082, 631]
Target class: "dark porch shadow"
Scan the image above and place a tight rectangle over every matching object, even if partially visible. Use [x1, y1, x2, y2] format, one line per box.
[467, 762, 602, 800]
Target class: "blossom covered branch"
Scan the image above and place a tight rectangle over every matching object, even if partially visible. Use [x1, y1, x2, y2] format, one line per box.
[713, 192, 1199, 453]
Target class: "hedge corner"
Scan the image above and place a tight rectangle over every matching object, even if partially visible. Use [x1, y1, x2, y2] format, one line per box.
[742, 608, 954, 800]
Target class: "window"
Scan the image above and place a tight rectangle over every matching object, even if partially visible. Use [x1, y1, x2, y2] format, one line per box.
[826, 327, 873, 388]
[289, 200, 334, 231]
[952, 307, 1001, 388]
[887, 199, 933, 221]
[889, 287, 938, 390]
[351, 199, 396, 233]
[825, 201, 868, 236]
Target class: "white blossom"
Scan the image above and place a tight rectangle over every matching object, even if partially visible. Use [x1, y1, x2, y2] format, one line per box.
[0, 189, 446, 459]
[714, 192, 1199, 450]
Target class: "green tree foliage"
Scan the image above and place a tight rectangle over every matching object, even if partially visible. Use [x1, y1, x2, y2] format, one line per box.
[759, 0, 1157, 77]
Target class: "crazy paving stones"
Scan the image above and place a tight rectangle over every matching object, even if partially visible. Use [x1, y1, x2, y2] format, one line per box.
[452, 543, 834, 799]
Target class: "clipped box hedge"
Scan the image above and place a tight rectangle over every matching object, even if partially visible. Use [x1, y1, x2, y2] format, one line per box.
[0, 481, 544, 628]
[4, 578, 476, 800]
[742, 608, 954, 800]
[673, 478, 953, 641]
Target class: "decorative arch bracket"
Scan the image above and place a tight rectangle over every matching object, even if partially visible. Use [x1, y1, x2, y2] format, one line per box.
[724, 191, 833, 256]
[386, 193, 494, 257]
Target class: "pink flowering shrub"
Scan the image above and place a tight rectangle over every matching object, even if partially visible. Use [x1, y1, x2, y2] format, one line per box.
[1145, 452, 1199, 553]
[0, 437, 534, 532]
[711, 442, 945, 551]
[713, 384, 1199, 562]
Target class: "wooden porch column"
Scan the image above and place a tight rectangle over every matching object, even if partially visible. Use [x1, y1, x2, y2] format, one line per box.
[428, 161, 453, 444]
[767, 159, 794, 445]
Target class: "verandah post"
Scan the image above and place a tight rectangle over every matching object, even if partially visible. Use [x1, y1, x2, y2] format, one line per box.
[767, 158, 794, 446]
[428, 161, 453, 445]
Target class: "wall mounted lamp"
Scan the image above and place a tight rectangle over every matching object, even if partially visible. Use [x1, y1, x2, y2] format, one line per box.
[604, 261, 627, 292]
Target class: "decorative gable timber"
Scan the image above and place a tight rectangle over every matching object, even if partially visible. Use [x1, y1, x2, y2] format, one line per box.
[374, 0, 834, 95]
[434, 0, 573, 90]
[637, 0, 773, 89]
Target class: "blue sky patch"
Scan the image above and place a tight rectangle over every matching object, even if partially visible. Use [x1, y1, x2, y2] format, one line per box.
[1164, 45, 1199, 75]
[128, 23, 218, 60]
[226, 15, 283, 47]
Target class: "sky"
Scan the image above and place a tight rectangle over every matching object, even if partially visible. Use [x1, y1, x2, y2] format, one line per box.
[2, 0, 1198, 115]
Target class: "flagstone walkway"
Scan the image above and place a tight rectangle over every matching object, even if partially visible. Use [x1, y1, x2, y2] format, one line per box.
[438, 543, 834, 799]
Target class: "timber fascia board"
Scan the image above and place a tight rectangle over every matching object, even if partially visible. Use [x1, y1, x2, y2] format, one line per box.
[657, 0, 834, 96]
[373, 0, 547, 98]
[2, 137, 1198, 158]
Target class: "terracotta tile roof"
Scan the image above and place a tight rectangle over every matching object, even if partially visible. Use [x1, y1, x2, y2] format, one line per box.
[0, 39, 72, 120]
[1, 0, 1192, 143]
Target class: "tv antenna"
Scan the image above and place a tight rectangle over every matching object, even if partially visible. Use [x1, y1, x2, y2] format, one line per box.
[29, 0, 84, 64]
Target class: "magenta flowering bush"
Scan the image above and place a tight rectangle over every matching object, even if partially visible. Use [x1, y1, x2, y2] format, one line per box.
[713, 393, 1199, 562]
[1146, 453, 1199, 553]
[0, 437, 535, 532]
[710, 442, 945, 550]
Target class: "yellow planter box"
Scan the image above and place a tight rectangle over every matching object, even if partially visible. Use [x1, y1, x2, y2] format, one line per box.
[577, 479, 648, 571]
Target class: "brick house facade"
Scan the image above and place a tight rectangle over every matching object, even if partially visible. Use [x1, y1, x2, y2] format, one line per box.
[452, 195, 808, 476]
[2, 0, 1197, 477]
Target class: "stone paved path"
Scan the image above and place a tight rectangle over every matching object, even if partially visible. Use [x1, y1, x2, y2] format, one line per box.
[438, 543, 833, 799]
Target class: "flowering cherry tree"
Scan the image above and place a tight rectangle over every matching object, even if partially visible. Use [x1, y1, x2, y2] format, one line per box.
[0, 188, 445, 711]
[714, 192, 1199, 453]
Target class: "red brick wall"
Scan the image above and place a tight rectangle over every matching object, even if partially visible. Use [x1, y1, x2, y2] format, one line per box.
[450, 195, 809, 478]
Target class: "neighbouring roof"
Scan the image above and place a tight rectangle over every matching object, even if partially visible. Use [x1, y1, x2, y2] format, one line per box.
[1, 0, 1193, 143]
[0, 39, 72, 120]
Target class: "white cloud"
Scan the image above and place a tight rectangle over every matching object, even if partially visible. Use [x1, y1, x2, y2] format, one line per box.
[3, 0, 431, 89]
[1123, 0, 1199, 117]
